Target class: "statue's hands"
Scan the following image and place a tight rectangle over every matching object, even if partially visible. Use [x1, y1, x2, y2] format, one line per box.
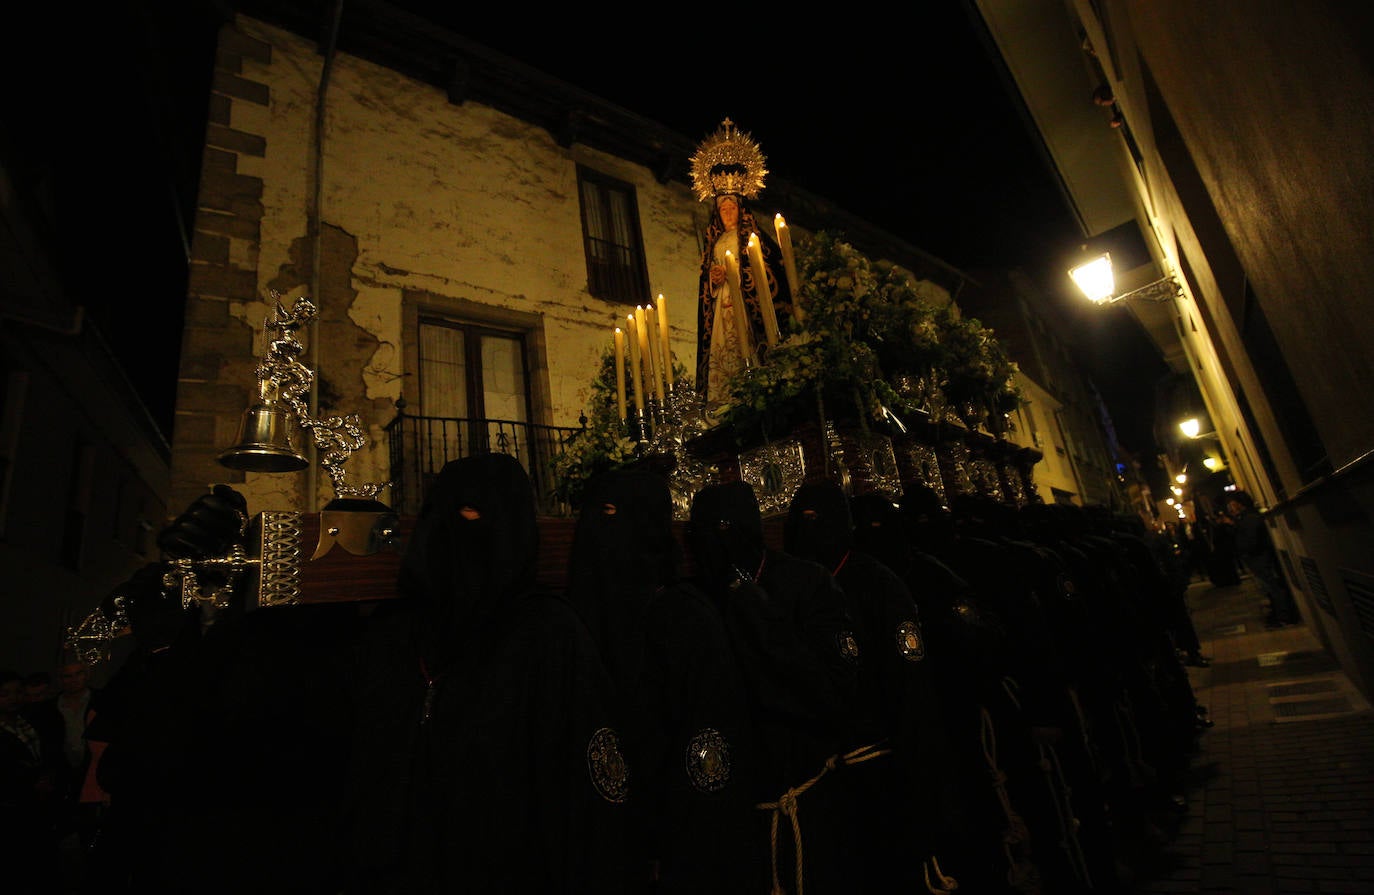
[157, 484, 249, 560]
[709, 264, 726, 287]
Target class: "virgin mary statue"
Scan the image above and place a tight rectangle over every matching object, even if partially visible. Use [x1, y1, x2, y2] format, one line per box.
[690, 119, 794, 409]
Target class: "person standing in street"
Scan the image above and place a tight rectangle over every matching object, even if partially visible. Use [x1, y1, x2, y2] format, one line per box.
[1225, 491, 1299, 627]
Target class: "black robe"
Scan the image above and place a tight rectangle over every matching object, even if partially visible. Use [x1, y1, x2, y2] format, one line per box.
[345, 453, 633, 893]
[784, 481, 957, 893]
[566, 468, 757, 893]
[687, 481, 858, 893]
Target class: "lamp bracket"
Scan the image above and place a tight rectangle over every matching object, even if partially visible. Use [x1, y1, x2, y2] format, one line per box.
[1102, 274, 1181, 305]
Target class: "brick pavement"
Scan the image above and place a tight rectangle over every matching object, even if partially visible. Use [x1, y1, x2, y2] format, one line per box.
[1129, 573, 1374, 895]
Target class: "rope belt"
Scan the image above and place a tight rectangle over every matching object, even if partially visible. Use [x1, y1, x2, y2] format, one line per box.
[1067, 687, 1104, 782]
[1039, 741, 1093, 889]
[923, 855, 959, 893]
[755, 741, 891, 895]
[979, 705, 1041, 895]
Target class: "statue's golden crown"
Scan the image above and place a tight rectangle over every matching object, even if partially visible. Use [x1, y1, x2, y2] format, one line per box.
[690, 118, 768, 202]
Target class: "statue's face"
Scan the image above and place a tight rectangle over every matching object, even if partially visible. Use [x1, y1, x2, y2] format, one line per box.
[717, 196, 740, 229]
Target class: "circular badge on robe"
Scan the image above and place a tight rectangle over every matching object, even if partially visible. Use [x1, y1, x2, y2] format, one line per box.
[897, 620, 926, 662]
[1059, 572, 1078, 601]
[837, 630, 861, 663]
[587, 727, 629, 804]
[685, 728, 731, 793]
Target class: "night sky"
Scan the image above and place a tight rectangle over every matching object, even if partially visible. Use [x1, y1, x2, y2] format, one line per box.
[47, 2, 1167, 457]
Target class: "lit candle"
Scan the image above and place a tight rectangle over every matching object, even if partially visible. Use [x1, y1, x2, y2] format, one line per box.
[613, 327, 627, 422]
[656, 293, 673, 388]
[724, 250, 754, 364]
[626, 313, 644, 415]
[643, 304, 665, 401]
[634, 305, 658, 403]
[747, 232, 780, 347]
[774, 213, 803, 323]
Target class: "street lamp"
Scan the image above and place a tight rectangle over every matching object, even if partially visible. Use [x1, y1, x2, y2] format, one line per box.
[1069, 251, 1181, 305]
[1179, 417, 1219, 439]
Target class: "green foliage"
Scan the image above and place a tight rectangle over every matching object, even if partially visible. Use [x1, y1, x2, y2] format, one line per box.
[549, 350, 639, 508]
[549, 347, 691, 508]
[717, 230, 1023, 436]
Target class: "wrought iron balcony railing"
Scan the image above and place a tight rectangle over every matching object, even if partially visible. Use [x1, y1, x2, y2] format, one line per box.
[385, 412, 586, 516]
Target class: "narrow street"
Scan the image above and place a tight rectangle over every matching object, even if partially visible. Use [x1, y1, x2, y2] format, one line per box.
[1132, 574, 1374, 894]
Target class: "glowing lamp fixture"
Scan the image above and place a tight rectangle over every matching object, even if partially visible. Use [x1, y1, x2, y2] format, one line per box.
[1179, 417, 1218, 440]
[1176, 473, 1188, 484]
[1070, 251, 1181, 305]
[1166, 498, 1176, 506]
[1203, 456, 1222, 472]
[1171, 486, 1183, 496]
[1068, 253, 1115, 303]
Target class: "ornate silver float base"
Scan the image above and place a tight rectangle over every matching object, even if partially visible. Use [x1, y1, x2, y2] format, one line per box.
[738, 438, 807, 517]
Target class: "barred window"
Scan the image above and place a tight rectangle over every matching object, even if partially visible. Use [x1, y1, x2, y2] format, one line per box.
[577, 165, 649, 304]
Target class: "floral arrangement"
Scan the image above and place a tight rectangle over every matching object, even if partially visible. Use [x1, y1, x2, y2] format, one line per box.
[717, 230, 1022, 438]
[549, 349, 640, 508]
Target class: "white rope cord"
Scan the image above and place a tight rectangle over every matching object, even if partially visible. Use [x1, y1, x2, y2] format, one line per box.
[979, 705, 1041, 894]
[755, 741, 892, 895]
[1039, 742, 1093, 889]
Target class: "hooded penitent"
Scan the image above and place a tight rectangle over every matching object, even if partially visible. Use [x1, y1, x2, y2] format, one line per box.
[568, 469, 760, 893]
[567, 468, 678, 689]
[398, 451, 540, 662]
[785, 482, 959, 893]
[688, 481, 860, 893]
[686, 480, 767, 591]
[348, 453, 632, 892]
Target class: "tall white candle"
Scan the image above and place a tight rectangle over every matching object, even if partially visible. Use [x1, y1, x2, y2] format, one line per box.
[774, 213, 804, 324]
[626, 313, 644, 415]
[634, 305, 658, 402]
[747, 232, 780, 347]
[724, 250, 754, 365]
[613, 327, 627, 422]
[643, 304, 665, 401]
[656, 293, 673, 388]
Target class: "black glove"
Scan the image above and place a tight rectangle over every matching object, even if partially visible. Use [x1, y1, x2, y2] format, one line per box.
[102, 562, 188, 652]
[158, 484, 249, 560]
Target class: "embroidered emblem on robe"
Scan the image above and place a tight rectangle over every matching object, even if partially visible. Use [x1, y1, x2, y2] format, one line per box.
[1059, 573, 1078, 600]
[838, 630, 861, 663]
[587, 727, 629, 804]
[685, 728, 731, 792]
[897, 620, 926, 662]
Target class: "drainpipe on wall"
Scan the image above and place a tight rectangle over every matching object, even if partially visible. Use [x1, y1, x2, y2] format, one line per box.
[307, 0, 345, 512]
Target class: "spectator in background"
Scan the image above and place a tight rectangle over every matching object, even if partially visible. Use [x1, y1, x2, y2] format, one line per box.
[1186, 522, 1212, 583]
[2, 668, 66, 891]
[56, 661, 97, 777]
[21, 672, 66, 777]
[1207, 511, 1243, 587]
[1225, 491, 1300, 628]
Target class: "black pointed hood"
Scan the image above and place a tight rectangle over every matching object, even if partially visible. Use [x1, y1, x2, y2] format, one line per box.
[687, 481, 765, 589]
[566, 468, 679, 688]
[397, 453, 539, 659]
[783, 480, 853, 570]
